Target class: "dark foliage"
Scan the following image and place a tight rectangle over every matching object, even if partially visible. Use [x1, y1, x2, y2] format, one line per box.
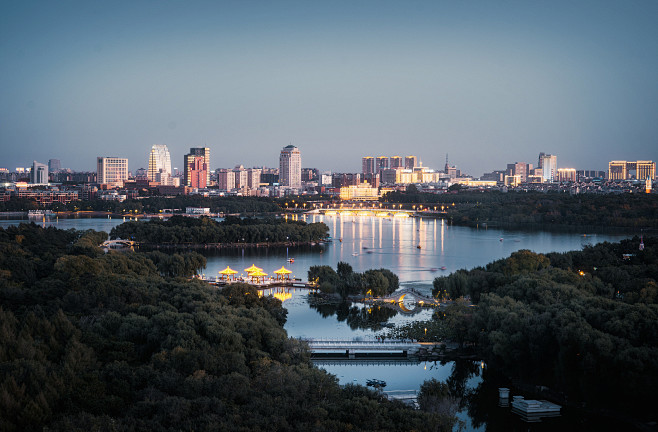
[431, 237, 658, 420]
[0, 223, 453, 431]
[110, 215, 329, 245]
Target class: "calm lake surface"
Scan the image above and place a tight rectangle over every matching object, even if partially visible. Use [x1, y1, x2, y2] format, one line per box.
[1, 214, 631, 431]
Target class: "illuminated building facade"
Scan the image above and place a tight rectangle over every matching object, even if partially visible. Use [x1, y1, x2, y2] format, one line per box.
[608, 160, 656, 180]
[538, 153, 557, 182]
[97, 157, 128, 187]
[148, 144, 172, 182]
[339, 182, 379, 201]
[557, 168, 576, 183]
[184, 156, 207, 189]
[279, 145, 301, 188]
[188, 147, 210, 184]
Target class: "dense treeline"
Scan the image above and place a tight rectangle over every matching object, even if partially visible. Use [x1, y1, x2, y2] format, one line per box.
[0, 195, 282, 214]
[110, 215, 329, 245]
[383, 190, 658, 231]
[429, 238, 658, 420]
[0, 223, 454, 431]
[308, 261, 400, 297]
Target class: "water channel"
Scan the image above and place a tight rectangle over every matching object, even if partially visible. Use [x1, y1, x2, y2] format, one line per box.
[0, 214, 631, 430]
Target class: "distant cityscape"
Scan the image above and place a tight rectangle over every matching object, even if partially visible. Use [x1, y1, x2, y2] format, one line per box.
[0, 144, 655, 206]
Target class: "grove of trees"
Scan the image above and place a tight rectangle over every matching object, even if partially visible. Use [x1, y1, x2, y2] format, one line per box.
[110, 215, 330, 245]
[427, 238, 658, 420]
[0, 223, 455, 431]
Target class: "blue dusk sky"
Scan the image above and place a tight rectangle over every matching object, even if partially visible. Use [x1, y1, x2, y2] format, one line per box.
[1, 0, 657, 176]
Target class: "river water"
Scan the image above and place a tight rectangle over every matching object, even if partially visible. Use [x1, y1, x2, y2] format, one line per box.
[0, 214, 630, 430]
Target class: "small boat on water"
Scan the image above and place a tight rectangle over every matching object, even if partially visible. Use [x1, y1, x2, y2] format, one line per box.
[440, 266, 447, 270]
[287, 258, 295, 263]
[351, 252, 358, 256]
[417, 245, 422, 249]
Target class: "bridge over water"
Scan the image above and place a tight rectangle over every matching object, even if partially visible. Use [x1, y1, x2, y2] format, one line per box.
[364, 287, 442, 314]
[303, 338, 441, 359]
[101, 239, 136, 249]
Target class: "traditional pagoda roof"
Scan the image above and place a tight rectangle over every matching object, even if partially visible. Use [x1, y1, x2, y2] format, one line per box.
[218, 266, 238, 275]
[244, 264, 263, 273]
[273, 266, 293, 274]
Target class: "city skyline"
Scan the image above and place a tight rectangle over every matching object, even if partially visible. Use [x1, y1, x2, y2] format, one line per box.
[2, 1, 658, 174]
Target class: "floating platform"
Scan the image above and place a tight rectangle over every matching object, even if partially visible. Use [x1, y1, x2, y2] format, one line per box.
[511, 396, 561, 422]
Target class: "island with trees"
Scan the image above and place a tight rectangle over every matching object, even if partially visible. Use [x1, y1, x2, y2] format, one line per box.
[110, 215, 330, 248]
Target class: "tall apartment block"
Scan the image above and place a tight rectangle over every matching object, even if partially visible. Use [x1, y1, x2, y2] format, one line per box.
[375, 156, 389, 173]
[279, 145, 301, 188]
[362, 156, 375, 175]
[390, 156, 403, 169]
[188, 147, 210, 184]
[184, 154, 207, 188]
[97, 157, 128, 188]
[404, 156, 418, 169]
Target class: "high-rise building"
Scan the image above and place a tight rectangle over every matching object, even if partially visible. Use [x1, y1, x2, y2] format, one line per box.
[375, 156, 389, 173]
[405, 156, 418, 169]
[184, 153, 208, 188]
[279, 145, 301, 188]
[184, 155, 207, 189]
[506, 162, 533, 183]
[31, 161, 48, 185]
[247, 168, 262, 189]
[233, 165, 248, 189]
[48, 159, 61, 173]
[97, 157, 128, 187]
[538, 153, 557, 182]
[362, 157, 375, 175]
[188, 147, 210, 184]
[608, 160, 656, 180]
[390, 156, 403, 169]
[148, 144, 172, 182]
[217, 169, 236, 190]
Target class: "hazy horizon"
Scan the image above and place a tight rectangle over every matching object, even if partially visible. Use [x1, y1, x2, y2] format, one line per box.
[2, 1, 657, 176]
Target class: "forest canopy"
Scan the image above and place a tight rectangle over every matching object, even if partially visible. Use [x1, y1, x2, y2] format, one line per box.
[0, 223, 453, 431]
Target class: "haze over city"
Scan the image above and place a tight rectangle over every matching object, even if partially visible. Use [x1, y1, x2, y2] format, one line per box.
[2, 0, 657, 174]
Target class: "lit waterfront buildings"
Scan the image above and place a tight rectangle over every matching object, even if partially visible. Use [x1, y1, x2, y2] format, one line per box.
[148, 144, 172, 183]
[279, 145, 301, 188]
[97, 157, 128, 188]
[608, 160, 656, 181]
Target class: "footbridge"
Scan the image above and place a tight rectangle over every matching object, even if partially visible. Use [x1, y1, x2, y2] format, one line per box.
[101, 239, 136, 248]
[365, 288, 440, 314]
[303, 338, 437, 359]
